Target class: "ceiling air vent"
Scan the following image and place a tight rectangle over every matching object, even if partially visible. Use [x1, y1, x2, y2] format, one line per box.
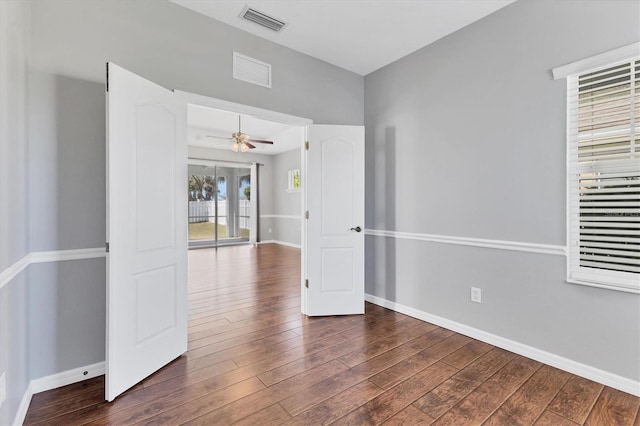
[239, 5, 287, 32]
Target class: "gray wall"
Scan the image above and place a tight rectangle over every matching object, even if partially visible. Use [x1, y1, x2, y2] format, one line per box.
[27, 260, 107, 379]
[29, 0, 362, 254]
[25, 0, 363, 382]
[0, 1, 31, 424]
[364, 0, 640, 382]
[7, 2, 636, 420]
[270, 148, 303, 246]
[0, 272, 29, 426]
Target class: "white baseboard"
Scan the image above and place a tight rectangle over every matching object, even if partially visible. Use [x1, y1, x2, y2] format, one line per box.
[30, 361, 105, 394]
[365, 293, 640, 397]
[14, 382, 33, 426]
[258, 240, 301, 249]
[13, 362, 105, 425]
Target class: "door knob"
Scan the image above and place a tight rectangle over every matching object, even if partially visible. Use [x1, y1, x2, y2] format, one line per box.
[350, 226, 362, 232]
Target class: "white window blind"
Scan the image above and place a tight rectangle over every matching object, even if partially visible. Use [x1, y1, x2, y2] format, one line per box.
[565, 56, 640, 292]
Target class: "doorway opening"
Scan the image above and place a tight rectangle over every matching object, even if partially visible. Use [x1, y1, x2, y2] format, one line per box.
[105, 65, 364, 402]
[183, 97, 309, 256]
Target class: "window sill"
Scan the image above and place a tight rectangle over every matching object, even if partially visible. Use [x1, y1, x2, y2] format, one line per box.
[286, 188, 300, 193]
[565, 278, 640, 295]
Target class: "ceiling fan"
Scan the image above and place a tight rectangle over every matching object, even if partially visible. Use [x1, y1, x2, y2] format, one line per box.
[207, 115, 274, 152]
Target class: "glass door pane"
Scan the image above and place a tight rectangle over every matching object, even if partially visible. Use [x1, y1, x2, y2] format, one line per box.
[239, 172, 251, 239]
[188, 164, 217, 242]
[189, 162, 253, 248]
[215, 166, 249, 244]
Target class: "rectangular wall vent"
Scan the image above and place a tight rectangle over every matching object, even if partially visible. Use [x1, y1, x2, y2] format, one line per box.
[233, 52, 272, 89]
[239, 6, 287, 32]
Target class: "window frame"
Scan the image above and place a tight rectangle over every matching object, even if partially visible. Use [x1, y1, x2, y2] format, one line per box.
[287, 169, 301, 192]
[553, 43, 640, 294]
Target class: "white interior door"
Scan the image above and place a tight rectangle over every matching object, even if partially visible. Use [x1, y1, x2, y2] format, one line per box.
[305, 125, 365, 316]
[106, 63, 187, 401]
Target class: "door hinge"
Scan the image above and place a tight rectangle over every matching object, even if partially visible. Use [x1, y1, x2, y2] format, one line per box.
[105, 242, 110, 253]
[305, 210, 309, 219]
[305, 279, 309, 288]
[305, 141, 309, 150]
[105, 63, 109, 92]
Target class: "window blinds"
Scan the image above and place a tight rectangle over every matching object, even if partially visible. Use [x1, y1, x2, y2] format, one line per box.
[567, 58, 640, 290]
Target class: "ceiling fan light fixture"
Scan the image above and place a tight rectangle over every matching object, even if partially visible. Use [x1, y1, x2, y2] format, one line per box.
[206, 115, 274, 153]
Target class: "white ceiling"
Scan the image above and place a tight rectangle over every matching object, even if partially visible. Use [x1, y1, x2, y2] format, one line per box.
[188, 105, 304, 154]
[170, 0, 515, 76]
[182, 1, 515, 153]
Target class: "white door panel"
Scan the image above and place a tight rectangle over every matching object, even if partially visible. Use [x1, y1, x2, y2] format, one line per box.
[306, 125, 364, 316]
[106, 63, 187, 401]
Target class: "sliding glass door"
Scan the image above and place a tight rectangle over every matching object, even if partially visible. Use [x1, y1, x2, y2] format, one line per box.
[188, 161, 255, 248]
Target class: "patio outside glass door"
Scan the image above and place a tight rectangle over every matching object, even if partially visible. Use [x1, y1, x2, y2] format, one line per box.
[188, 162, 252, 247]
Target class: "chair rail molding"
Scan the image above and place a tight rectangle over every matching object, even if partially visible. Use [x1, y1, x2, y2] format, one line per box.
[0, 247, 107, 290]
[260, 214, 302, 220]
[364, 229, 566, 256]
[0, 254, 30, 290]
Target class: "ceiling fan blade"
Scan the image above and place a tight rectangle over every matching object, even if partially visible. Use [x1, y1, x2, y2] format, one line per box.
[248, 139, 274, 145]
[244, 142, 256, 149]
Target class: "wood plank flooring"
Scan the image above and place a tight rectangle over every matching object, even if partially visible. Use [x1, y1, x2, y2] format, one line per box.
[24, 244, 640, 425]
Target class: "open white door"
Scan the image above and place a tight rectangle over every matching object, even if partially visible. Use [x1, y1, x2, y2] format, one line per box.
[305, 125, 365, 316]
[106, 63, 187, 401]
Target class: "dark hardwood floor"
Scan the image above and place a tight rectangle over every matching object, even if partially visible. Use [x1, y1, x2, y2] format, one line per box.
[24, 244, 640, 425]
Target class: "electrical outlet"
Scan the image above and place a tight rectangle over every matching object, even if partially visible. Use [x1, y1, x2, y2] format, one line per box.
[268, 228, 272, 233]
[0, 371, 6, 407]
[471, 287, 482, 303]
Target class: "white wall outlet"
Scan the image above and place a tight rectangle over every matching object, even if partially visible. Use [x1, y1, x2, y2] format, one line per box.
[268, 228, 272, 233]
[471, 287, 482, 303]
[0, 371, 6, 407]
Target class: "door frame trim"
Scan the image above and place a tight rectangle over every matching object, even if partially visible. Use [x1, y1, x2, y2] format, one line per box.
[174, 90, 313, 127]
